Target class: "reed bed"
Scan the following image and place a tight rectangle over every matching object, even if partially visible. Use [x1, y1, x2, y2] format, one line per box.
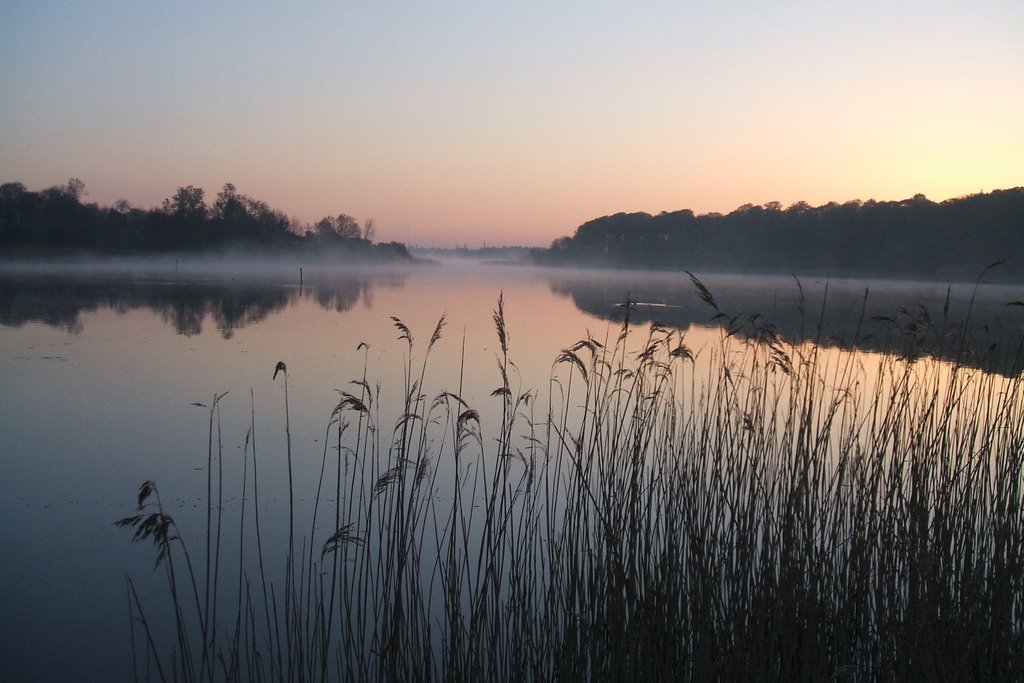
[118, 280, 1024, 682]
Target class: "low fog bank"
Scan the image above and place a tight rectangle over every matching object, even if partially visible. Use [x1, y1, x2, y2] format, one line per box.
[0, 247, 430, 283]
[544, 267, 1024, 376]
[409, 245, 534, 265]
[544, 267, 1024, 331]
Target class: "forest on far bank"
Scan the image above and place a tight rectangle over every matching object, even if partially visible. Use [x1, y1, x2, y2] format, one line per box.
[0, 179, 412, 261]
[534, 188, 1024, 281]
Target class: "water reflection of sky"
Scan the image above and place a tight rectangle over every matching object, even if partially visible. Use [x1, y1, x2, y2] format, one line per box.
[1, 263, 1023, 679]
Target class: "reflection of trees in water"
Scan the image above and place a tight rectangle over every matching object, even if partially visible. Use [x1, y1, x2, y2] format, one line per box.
[161, 296, 205, 336]
[303, 273, 406, 313]
[0, 278, 88, 334]
[547, 273, 1024, 377]
[154, 285, 295, 339]
[309, 281, 360, 313]
[0, 272, 409, 338]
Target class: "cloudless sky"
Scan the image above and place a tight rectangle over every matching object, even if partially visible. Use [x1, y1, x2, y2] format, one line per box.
[1, 1, 1021, 247]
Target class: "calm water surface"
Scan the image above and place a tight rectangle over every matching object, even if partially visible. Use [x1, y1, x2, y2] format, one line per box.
[1, 259, 1022, 680]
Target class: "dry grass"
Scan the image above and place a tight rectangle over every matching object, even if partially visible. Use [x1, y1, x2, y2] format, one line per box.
[119, 279, 1024, 682]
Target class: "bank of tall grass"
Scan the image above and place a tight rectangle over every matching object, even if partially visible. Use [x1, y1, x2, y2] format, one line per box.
[119, 278, 1024, 682]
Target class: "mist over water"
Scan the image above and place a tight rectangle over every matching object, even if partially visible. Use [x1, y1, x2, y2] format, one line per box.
[1, 258, 1023, 679]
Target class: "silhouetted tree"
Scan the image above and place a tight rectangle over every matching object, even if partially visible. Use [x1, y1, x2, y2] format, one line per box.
[539, 188, 1024, 279]
[163, 185, 208, 223]
[65, 177, 87, 201]
[314, 213, 362, 241]
[37, 178, 102, 246]
[0, 182, 30, 244]
[214, 183, 244, 224]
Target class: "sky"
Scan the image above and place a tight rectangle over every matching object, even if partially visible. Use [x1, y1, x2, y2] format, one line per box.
[1, 1, 1022, 247]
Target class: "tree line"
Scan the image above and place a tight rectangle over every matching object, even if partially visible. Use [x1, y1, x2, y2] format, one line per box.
[0, 178, 410, 259]
[535, 188, 1024, 280]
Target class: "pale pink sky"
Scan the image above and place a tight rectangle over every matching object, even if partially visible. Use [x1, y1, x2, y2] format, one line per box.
[2, 1, 1021, 247]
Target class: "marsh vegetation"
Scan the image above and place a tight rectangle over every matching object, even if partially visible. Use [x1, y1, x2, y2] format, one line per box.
[117, 275, 1024, 682]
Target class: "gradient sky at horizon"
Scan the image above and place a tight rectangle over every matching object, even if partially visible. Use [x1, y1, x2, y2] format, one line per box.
[2, 1, 1022, 247]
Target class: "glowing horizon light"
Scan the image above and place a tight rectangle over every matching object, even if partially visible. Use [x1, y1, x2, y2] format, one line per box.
[0, 1, 1021, 248]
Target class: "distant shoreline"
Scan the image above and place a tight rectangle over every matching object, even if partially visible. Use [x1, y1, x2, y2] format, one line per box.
[534, 187, 1024, 283]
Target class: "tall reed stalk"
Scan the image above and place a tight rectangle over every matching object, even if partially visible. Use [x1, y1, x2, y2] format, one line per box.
[119, 280, 1024, 682]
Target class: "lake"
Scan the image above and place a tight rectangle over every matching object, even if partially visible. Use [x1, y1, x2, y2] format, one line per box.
[2, 258, 1023, 681]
